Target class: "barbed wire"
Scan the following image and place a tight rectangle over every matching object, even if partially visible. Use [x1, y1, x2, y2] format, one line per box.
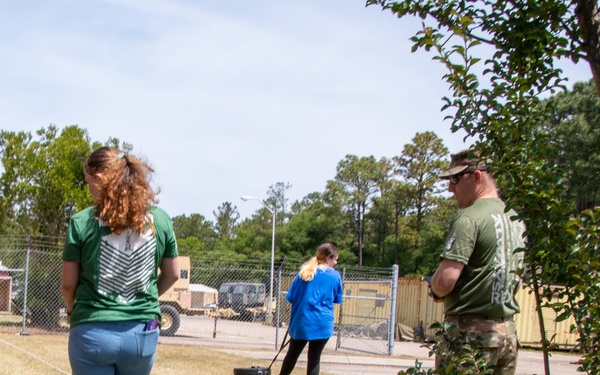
[0, 234, 63, 251]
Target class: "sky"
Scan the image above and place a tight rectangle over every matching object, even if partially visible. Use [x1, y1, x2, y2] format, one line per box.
[1, 0, 593, 221]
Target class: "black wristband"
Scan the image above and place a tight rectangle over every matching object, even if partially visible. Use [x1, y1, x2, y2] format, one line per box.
[431, 290, 444, 301]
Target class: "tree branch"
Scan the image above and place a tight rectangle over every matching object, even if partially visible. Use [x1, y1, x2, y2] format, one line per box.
[575, 0, 600, 96]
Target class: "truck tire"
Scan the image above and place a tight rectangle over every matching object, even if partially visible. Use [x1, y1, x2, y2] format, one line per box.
[160, 304, 180, 336]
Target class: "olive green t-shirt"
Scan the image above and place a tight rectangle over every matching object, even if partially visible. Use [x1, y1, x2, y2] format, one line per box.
[442, 198, 525, 318]
[62, 206, 178, 327]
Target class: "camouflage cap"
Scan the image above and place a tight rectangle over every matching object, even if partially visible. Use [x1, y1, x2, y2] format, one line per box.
[439, 148, 488, 178]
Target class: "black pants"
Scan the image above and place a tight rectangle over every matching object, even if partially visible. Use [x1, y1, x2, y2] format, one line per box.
[279, 337, 329, 375]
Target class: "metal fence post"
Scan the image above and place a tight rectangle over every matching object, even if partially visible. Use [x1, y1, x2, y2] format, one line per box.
[20, 239, 31, 336]
[335, 267, 346, 351]
[275, 264, 282, 350]
[387, 264, 399, 356]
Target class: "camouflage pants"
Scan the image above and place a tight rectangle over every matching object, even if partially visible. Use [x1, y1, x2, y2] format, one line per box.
[435, 315, 518, 375]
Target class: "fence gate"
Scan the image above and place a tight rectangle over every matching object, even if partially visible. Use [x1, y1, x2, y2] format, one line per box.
[276, 262, 398, 356]
[334, 265, 398, 356]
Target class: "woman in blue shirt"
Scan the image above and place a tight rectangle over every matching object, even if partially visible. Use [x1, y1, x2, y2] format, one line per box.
[280, 243, 343, 375]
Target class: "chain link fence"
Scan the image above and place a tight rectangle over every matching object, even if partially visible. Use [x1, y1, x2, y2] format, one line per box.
[0, 235, 66, 336]
[0, 235, 398, 355]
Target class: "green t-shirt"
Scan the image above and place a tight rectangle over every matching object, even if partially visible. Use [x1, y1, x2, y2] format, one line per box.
[62, 206, 178, 327]
[441, 198, 525, 317]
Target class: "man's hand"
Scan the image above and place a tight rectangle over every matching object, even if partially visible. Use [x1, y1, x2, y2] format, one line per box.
[428, 286, 444, 303]
[425, 276, 444, 302]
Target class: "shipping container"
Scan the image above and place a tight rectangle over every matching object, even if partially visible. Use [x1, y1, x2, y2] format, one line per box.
[395, 277, 578, 349]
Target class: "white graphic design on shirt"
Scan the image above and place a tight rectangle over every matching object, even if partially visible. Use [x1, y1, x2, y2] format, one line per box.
[97, 216, 156, 303]
[444, 237, 456, 253]
[491, 213, 525, 305]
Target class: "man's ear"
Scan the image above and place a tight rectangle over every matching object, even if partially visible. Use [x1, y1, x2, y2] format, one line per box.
[473, 169, 484, 181]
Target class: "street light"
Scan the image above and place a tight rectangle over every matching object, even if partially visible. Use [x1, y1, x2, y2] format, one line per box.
[241, 195, 276, 321]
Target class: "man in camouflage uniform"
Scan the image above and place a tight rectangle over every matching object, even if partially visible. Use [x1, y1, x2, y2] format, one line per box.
[430, 148, 526, 374]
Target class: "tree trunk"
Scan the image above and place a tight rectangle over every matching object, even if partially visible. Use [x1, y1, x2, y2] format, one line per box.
[532, 275, 551, 375]
[576, 0, 600, 97]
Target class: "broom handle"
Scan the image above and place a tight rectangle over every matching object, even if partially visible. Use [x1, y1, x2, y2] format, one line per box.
[267, 327, 290, 370]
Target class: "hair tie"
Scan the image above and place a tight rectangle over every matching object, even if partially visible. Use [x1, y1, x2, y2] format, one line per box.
[117, 153, 125, 159]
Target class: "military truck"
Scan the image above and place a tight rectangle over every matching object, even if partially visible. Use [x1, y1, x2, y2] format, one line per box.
[217, 282, 267, 321]
[158, 256, 216, 336]
[158, 257, 274, 335]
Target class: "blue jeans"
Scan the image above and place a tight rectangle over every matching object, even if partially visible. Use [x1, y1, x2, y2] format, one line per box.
[68, 321, 159, 375]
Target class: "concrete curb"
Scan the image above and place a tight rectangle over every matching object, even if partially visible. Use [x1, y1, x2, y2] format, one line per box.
[217, 348, 582, 375]
[217, 349, 435, 369]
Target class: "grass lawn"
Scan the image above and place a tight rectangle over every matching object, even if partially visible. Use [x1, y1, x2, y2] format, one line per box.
[0, 332, 319, 375]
